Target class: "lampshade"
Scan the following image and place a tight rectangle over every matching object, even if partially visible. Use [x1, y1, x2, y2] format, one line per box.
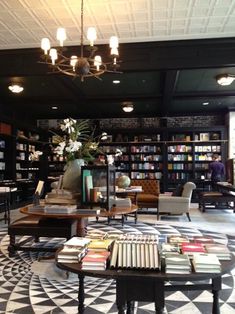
[8, 84, 24, 93]
[122, 102, 134, 112]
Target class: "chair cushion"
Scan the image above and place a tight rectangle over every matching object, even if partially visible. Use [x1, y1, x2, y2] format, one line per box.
[137, 193, 158, 203]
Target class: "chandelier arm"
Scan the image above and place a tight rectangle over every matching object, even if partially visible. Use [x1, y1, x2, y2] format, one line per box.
[81, 0, 84, 58]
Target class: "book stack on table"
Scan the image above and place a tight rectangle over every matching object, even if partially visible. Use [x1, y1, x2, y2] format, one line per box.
[204, 244, 231, 260]
[57, 237, 91, 264]
[80, 238, 114, 270]
[192, 253, 221, 273]
[81, 250, 111, 270]
[45, 187, 80, 205]
[165, 253, 191, 274]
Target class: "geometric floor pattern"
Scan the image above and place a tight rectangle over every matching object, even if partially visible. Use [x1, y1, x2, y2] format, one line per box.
[0, 219, 235, 313]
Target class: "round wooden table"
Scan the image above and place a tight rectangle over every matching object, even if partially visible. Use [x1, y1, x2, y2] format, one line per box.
[20, 204, 138, 235]
[56, 253, 235, 314]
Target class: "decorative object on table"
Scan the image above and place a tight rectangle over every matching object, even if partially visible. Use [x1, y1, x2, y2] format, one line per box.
[52, 118, 106, 192]
[81, 164, 116, 210]
[117, 175, 131, 189]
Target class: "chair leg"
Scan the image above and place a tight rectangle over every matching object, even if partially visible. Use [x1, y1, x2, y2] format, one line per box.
[186, 212, 191, 222]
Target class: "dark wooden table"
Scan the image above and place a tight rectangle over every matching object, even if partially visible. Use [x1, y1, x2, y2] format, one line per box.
[20, 204, 138, 235]
[56, 254, 235, 314]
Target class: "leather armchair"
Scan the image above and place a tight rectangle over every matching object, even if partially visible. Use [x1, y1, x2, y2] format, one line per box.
[158, 182, 196, 221]
[131, 179, 160, 212]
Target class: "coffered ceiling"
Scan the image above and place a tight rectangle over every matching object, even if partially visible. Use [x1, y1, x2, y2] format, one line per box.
[0, 0, 235, 123]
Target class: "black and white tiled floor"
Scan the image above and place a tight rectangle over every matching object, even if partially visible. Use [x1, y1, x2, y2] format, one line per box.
[0, 220, 235, 313]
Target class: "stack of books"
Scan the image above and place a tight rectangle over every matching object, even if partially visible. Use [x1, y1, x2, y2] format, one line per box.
[192, 253, 221, 273]
[205, 244, 231, 260]
[181, 242, 206, 258]
[109, 196, 132, 208]
[45, 187, 80, 205]
[44, 204, 77, 214]
[81, 250, 111, 270]
[57, 237, 91, 263]
[165, 253, 191, 274]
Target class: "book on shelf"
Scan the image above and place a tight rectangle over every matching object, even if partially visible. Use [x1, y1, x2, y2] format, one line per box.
[44, 204, 77, 214]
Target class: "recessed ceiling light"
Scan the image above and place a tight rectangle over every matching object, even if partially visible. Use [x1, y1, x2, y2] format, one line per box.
[113, 80, 120, 84]
[52, 106, 58, 110]
[202, 102, 209, 106]
[216, 74, 235, 86]
[8, 84, 24, 93]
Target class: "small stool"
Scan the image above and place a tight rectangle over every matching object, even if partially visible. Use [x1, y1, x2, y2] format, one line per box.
[8, 216, 77, 256]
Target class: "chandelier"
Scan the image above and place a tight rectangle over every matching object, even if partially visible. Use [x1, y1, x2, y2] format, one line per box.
[40, 0, 120, 81]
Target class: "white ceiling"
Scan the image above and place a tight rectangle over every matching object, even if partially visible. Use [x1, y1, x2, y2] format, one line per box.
[0, 0, 235, 50]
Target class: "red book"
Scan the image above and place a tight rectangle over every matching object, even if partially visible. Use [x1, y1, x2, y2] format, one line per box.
[181, 242, 205, 254]
[82, 250, 110, 265]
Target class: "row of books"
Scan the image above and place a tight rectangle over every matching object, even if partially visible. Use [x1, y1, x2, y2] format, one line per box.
[131, 163, 162, 170]
[110, 234, 159, 270]
[165, 234, 231, 260]
[56, 233, 231, 274]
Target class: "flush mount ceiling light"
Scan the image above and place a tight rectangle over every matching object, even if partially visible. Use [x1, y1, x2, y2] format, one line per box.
[122, 101, 134, 112]
[8, 84, 24, 93]
[39, 0, 121, 82]
[216, 74, 235, 86]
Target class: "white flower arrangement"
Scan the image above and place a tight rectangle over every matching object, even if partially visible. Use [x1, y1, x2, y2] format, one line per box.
[52, 118, 105, 162]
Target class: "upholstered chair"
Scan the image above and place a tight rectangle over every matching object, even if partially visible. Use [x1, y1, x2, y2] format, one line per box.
[158, 181, 196, 221]
[130, 179, 160, 212]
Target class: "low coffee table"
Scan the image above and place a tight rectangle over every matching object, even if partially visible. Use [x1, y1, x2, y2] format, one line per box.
[99, 204, 138, 225]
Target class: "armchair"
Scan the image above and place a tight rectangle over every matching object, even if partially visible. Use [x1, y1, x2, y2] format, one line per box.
[158, 182, 196, 221]
[131, 179, 160, 213]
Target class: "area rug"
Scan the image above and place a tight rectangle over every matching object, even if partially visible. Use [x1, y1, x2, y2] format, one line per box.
[0, 220, 235, 314]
